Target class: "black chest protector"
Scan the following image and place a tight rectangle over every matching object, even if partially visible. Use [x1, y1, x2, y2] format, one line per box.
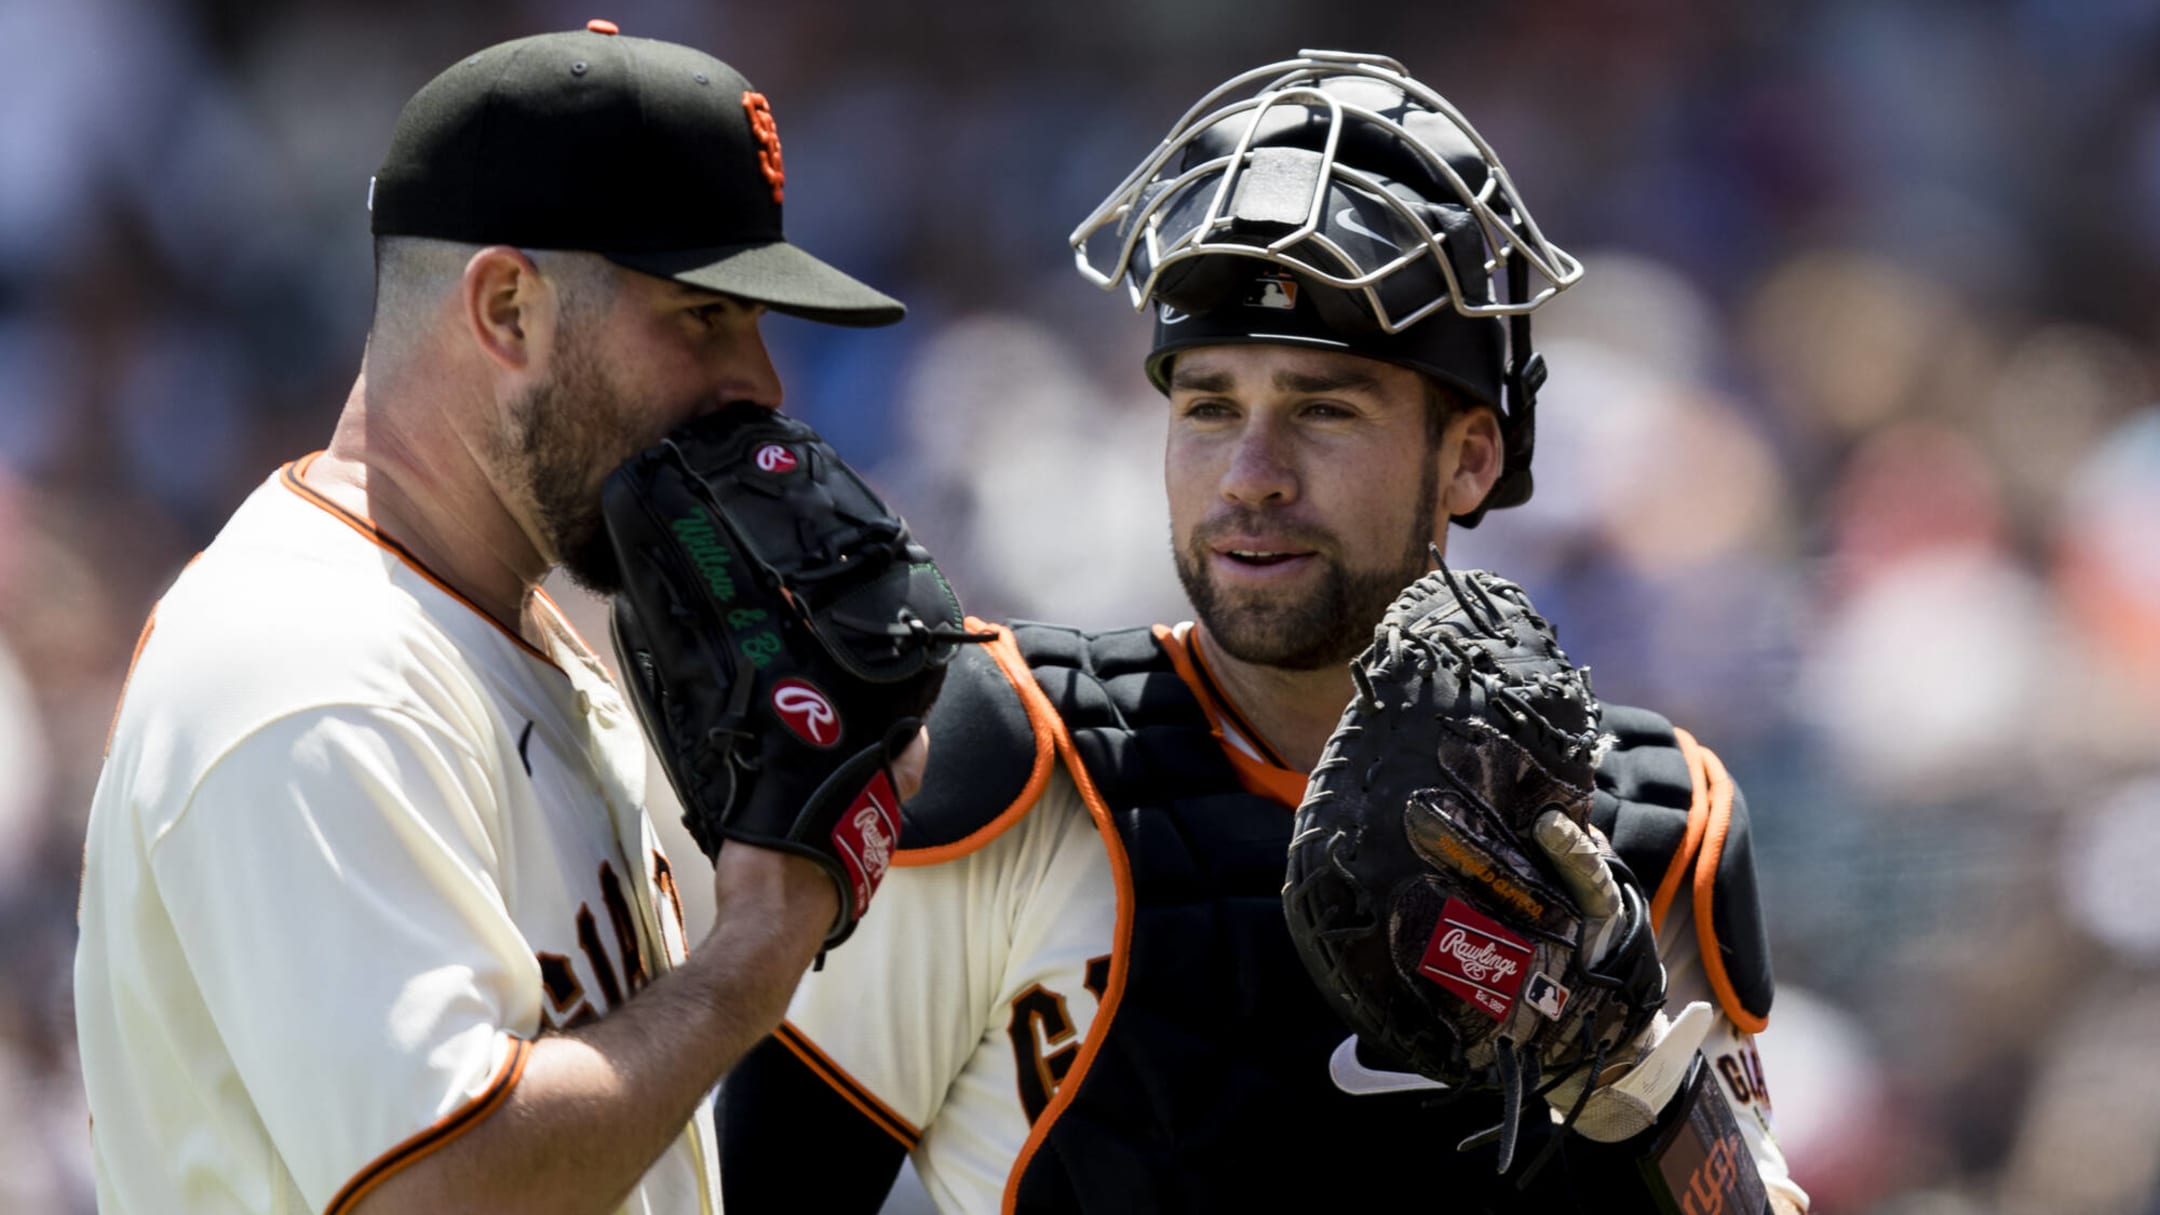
[897, 622, 1774, 1215]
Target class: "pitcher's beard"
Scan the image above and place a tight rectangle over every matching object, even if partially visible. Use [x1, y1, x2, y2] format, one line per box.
[502, 334, 649, 597]
[1173, 461, 1440, 672]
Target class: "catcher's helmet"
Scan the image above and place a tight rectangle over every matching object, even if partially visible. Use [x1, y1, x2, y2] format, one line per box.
[1071, 51, 1581, 525]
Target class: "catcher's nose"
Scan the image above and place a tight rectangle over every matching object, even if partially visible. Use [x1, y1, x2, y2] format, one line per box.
[1217, 428, 1299, 507]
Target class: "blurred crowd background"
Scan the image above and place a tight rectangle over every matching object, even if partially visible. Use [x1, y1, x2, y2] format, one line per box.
[7, 0, 2160, 1210]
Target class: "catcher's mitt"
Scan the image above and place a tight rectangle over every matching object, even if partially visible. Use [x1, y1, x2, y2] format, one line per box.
[602, 404, 981, 948]
[1284, 567, 1666, 1171]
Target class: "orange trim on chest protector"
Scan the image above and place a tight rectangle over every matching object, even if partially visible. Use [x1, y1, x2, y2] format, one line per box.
[893, 620, 1058, 867]
[1000, 706, 1138, 1214]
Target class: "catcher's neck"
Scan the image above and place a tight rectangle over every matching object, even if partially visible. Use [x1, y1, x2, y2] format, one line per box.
[1190, 623, 1354, 774]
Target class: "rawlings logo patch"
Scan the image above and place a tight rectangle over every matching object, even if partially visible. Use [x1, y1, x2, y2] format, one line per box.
[754, 443, 798, 474]
[829, 770, 899, 916]
[1419, 897, 1533, 1021]
[772, 679, 839, 747]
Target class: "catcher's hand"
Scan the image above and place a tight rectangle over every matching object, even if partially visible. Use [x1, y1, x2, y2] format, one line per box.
[1283, 567, 1666, 1172]
[602, 404, 983, 949]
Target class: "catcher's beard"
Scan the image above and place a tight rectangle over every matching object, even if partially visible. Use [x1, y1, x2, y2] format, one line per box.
[1174, 457, 1441, 672]
[501, 324, 646, 597]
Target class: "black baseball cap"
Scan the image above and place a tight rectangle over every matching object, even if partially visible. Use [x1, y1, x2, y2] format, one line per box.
[370, 21, 903, 327]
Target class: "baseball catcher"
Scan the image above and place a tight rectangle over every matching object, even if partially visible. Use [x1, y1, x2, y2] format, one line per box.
[715, 49, 1804, 1215]
[603, 404, 981, 948]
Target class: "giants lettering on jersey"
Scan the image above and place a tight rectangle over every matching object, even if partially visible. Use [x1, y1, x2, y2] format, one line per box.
[773, 679, 839, 747]
[536, 859, 652, 1028]
[830, 771, 899, 918]
[1417, 897, 1532, 1021]
[1716, 1043, 1773, 1112]
[1008, 955, 1113, 1124]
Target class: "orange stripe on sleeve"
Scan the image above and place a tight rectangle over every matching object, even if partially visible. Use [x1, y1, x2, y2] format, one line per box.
[1687, 741, 1768, 1034]
[895, 620, 1057, 867]
[323, 1036, 534, 1215]
[1651, 728, 1716, 933]
[772, 1021, 922, 1150]
[1002, 711, 1137, 1215]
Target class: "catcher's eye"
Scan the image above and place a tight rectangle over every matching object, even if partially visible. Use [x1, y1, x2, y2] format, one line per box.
[1178, 398, 1238, 420]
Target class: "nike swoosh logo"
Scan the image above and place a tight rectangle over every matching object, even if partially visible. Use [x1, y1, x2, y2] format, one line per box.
[518, 720, 535, 777]
[1158, 303, 1190, 325]
[1327, 1035, 1450, 1096]
[1335, 206, 1397, 250]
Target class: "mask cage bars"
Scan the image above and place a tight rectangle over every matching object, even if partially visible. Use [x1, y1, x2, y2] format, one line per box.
[1070, 50, 1583, 334]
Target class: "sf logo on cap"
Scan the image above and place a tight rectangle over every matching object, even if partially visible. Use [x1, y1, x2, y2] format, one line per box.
[772, 679, 839, 746]
[742, 92, 786, 204]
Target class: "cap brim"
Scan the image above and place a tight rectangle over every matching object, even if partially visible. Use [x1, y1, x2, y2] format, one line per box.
[607, 241, 905, 328]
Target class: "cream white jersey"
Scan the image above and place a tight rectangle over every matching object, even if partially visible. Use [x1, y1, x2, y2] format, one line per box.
[75, 458, 714, 1215]
[779, 624, 1807, 1215]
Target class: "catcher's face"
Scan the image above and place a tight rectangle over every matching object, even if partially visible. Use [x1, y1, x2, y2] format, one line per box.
[505, 268, 782, 594]
[1163, 345, 1498, 671]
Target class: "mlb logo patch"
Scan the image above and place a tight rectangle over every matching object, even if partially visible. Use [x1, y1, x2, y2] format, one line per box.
[1525, 972, 1570, 1020]
[1243, 274, 1299, 310]
[1418, 897, 1533, 1021]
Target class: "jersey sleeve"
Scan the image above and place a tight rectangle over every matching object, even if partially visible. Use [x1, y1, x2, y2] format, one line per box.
[768, 809, 1047, 1139]
[1657, 900, 1811, 1212]
[146, 703, 539, 1213]
[718, 841, 1002, 1214]
[722, 769, 1091, 1213]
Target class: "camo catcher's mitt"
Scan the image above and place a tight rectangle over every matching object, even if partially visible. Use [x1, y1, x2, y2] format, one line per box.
[602, 404, 982, 949]
[1284, 567, 1666, 1170]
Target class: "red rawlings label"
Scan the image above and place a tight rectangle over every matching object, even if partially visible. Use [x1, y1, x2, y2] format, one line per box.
[772, 678, 839, 747]
[1418, 897, 1533, 1021]
[754, 443, 798, 474]
[829, 770, 899, 918]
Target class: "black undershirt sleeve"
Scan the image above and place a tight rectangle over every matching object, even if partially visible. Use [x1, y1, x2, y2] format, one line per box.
[717, 1034, 909, 1214]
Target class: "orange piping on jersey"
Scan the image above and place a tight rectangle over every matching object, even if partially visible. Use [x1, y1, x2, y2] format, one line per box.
[1687, 740, 1767, 1034]
[773, 1020, 922, 1150]
[1651, 728, 1716, 932]
[278, 455, 560, 670]
[894, 619, 1058, 867]
[1001, 706, 1137, 1215]
[105, 611, 159, 758]
[533, 587, 604, 660]
[1150, 624, 1309, 809]
[323, 1036, 533, 1215]
[91, 551, 203, 923]
[1175, 625, 1293, 769]
[101, 552, 206, 758]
